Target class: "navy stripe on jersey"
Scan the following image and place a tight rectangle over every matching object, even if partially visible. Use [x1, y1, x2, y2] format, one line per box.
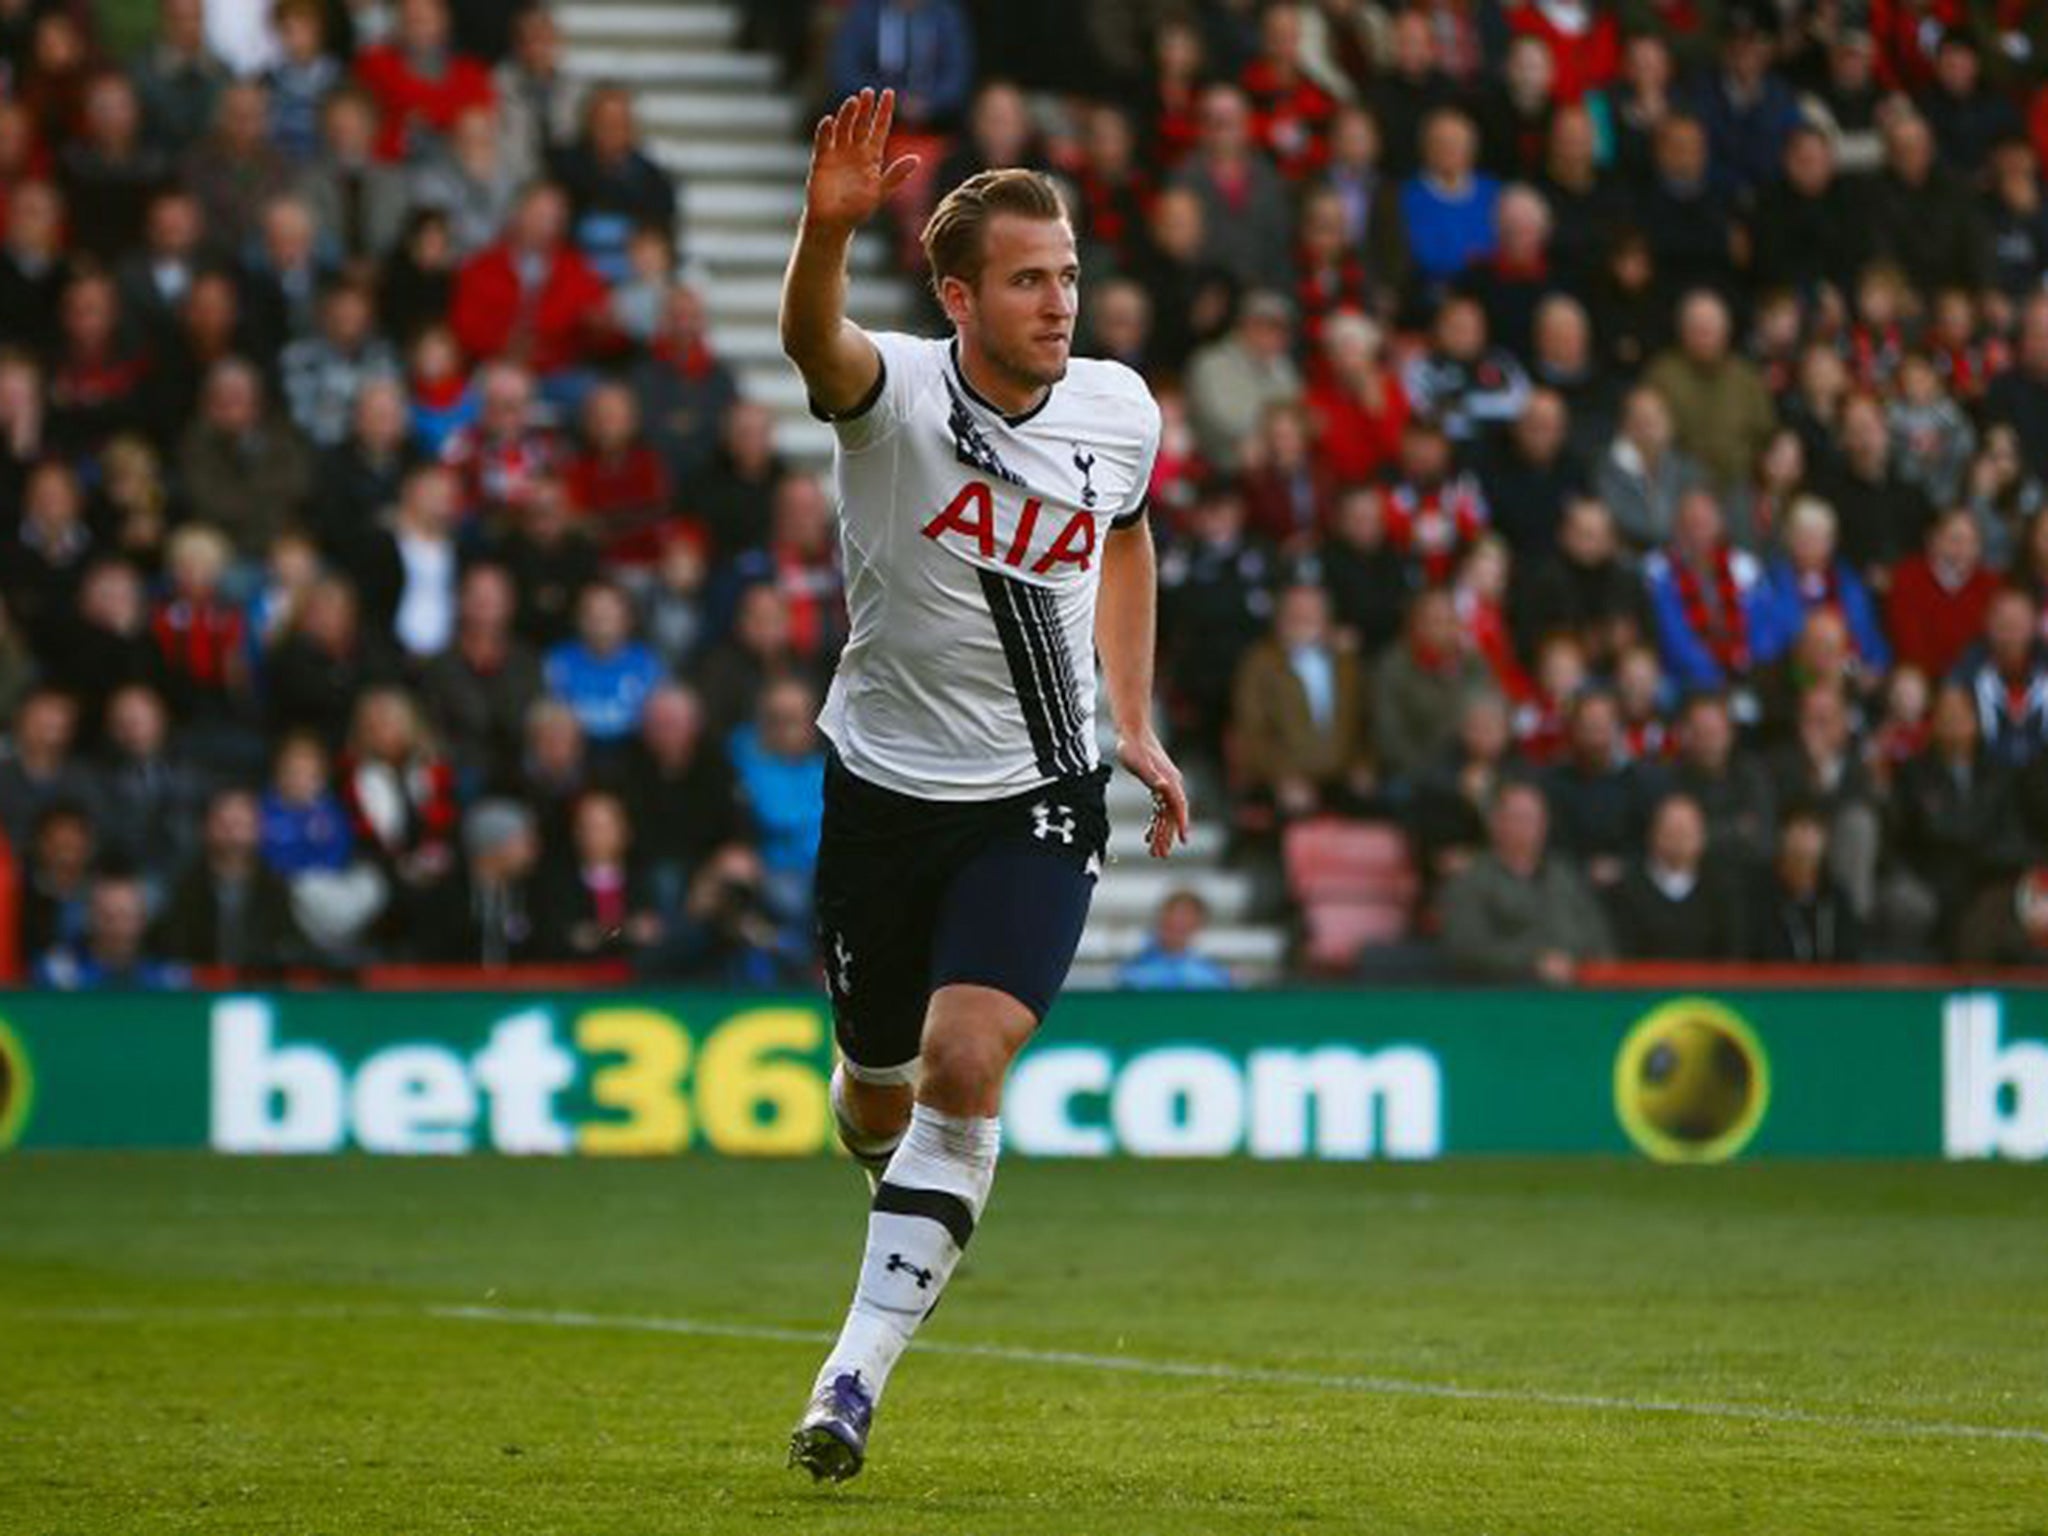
[1015, 580, 1091, 775]
[977, 568, 1089, 780]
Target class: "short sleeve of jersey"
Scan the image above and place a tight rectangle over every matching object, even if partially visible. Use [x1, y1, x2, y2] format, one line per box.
[808, 331, 943, 454]
[1109, 375, 1162, 530]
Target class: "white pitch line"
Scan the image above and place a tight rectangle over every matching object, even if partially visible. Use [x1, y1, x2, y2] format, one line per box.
[427, 1304, 2048, 1449]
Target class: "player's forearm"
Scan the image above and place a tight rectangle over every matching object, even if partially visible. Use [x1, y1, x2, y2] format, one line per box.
[1097, 522, 1160, 739]
[779, 216, 865, 389]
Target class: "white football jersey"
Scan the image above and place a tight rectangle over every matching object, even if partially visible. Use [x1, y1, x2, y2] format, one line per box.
[813, 332, 1161, 800]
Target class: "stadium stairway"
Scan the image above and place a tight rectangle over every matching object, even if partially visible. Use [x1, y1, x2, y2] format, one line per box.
[557, 3, 1287, 984]
[557, 0, 908, 468]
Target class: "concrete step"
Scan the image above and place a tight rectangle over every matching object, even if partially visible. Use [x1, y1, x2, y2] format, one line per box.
[773, 415, 837, 464]
[710, 324, 787, 364]
[556, 3, 736, 47]
[652, 138, 814, 180]
[1076, 922, 1287, 965]
[562, 49, 777, 87]
[688, 227, 887, 272]
[684, 180, 807, 225]
[1091, 866, 1257, 924]
[1105, 817, 1224, 864]
[702, 273, 910, 321]
[742, 368, 809, 415]
[635, 94, 798, 136]
[1067, 958, 1285, 990]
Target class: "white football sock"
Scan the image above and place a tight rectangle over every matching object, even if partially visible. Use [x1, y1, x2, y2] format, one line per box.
[814, 1102, 1000, 1404]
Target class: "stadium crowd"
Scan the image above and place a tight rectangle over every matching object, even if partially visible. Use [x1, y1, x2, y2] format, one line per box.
[11, 0, 2048, 989]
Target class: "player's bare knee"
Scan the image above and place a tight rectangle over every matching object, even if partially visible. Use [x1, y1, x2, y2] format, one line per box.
[918, 1032, 1004, 1108]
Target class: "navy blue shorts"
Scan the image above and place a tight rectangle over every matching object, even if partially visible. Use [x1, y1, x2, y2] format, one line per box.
[813, 747, 1109, 1085]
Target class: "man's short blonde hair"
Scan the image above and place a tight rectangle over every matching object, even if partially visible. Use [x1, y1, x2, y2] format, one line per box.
[920, 168, 1069, 297]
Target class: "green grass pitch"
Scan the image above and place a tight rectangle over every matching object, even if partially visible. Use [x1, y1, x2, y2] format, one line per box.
[2, 1154, 2045, 1535]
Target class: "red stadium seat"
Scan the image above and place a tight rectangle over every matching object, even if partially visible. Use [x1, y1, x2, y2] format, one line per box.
[1283, 818, 1418, 971]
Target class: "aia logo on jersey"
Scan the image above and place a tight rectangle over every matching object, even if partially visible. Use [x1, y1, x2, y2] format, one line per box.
[923, 480, 1097, 575]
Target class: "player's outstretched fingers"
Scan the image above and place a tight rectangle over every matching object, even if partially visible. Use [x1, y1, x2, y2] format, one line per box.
[835, 90, 864, 143]
[870, 86, 896, 150]
[881, 153, 921, 196]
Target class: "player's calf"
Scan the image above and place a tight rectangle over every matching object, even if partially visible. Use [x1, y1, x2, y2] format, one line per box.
[831, 1065, 909, 1192]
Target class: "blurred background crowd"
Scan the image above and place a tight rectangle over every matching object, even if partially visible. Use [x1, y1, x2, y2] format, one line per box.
[11, 0, 2048, 990]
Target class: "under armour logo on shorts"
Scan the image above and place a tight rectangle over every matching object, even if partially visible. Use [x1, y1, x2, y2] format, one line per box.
[1032, 802, 1077, 844]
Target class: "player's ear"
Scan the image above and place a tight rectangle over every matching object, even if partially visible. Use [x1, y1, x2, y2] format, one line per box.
[937, 273, 974, 328]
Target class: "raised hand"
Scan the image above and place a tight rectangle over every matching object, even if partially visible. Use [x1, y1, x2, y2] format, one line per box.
[805, 87, 920, 236]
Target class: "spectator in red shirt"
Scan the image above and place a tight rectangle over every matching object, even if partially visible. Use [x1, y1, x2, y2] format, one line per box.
[1506, 0, 1619, 104]
[151, 522, 250, 729]
[1383, 418, 1489, 587]
[1239, 2, 1337, 182]
[355, 0, 495, 165]
[1240, 400, 1338, 555]
[1887, 507, 2001, 680]
[451, 181, 615, 385]
[1304, 310, 1410, 488]
[338, 683, 463, 959]
[1146, 17, 1208, 169]
[566, 381, 673, 569]
[47, 270, 149, 458]
[1072, 103, 1153, 273]
[1293, 185, 1376, 354]
[442, 361, 561, 522]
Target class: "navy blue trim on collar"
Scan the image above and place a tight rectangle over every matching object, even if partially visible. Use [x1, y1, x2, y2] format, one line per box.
[949, 337, 1054, 427]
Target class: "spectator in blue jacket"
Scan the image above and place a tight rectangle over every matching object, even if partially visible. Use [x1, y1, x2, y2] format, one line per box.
[1694, 16, 1801, 196]
[260, 731, 355, 876]
[34, 867, 190, 991]
[1118, 889, 1233, 989]
[1756, 496, 1891, 673]
[829, 0, 976, 134]
[1399, 107, 1499, 288]
[1954, 587, 2048, 770]
[544, 579, 666, 753]
[1643, 489, 1779, 697]
[727, 676, 825, 939]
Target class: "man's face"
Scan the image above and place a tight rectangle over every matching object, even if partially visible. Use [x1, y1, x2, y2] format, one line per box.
[1989, 595, 2036, 664]
[460, 567, 514, 632]
[108, 688, 164, 756]
[1570, 699, 1618, 764]
[1651, 800, 1705, 870]
[1682, 702, 1732, 768]
[90, 881, 147, 959]
[1931, 515, 1979, 574]
[1492, 789, 1547, 867]
[1199, 89, 1249, 155]
[1799, 687, 1848, 756]
[1157, 895, 1205, 952]
[1785, 131, 1831, 194]
[1516, 397, 1565, 461]
[514, 189, 568, 252]
[1276, 586, 1328, 648]
[1657, 120, 1707, 185]
[1680, 296, 1728, 362]
[207, 795, 261, 862]
[1562, 503, 1611, 564]
[578, 589, 630, 652]
[7, 183, 58, 253]
[948, 214, 1078, 391]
